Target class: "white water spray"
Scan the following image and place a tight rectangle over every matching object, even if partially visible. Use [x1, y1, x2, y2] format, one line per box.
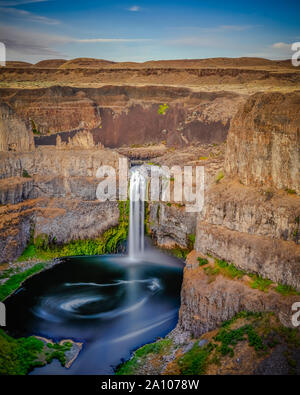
[128, 167, 147, 259]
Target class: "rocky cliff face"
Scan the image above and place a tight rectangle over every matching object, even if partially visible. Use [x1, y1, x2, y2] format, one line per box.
[179, 252, 299, 337]
[225, 92, 300, 194]
[0, 146, 121, 180]
[176, 92, 300, 341]
[149, 203, 196, 249]
[0, 86, 245, 148]
[0, 103, 34, 152]
[0, 145, 124, 262]
[0, 198, 119, 263]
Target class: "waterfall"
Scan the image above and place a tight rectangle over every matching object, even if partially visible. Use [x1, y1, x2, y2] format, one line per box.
[128, 167, 147, 259]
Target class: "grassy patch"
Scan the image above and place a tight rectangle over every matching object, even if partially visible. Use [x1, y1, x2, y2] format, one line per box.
[177, 342, 214, 375]
[0, 263, 46, 301]
[0, 329, 44, 375]
[275, 283, 300, 296]
[249, 275, 272, 292]
[116, 339, 172, 375]
[0, 330, 73, 375]
[197, 257, 209, 267]
[215, 258, 245, 279]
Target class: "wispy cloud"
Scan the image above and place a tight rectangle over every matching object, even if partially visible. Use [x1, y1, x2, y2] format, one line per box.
[244, 42, 294, 60]
[201, 24, 254, 33]
[272, 42, 293, 50]
[76, 38, 151, 43]
[0, 6, 59, 24]
[128, 5, 141, 12]
[0, 0, 48, 5]
[0, 25, 153, 62]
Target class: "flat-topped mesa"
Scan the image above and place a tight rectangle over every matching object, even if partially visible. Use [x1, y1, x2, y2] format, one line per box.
[225, 91, 300, 194]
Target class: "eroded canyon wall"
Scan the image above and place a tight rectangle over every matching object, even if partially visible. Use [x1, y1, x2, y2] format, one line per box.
[0, 86, 245, 148]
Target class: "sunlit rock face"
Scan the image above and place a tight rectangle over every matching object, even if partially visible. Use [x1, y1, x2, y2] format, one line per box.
[178, 252, 300, 338]
[225, 92, 300, 194]
[0, 86, 244, 148]
[0, 199, 120, 263]
[194, 92, 300, 291]
[0, 103, 34, 152]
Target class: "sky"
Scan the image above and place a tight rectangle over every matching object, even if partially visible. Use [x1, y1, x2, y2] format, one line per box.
[0, 0, 299, 63]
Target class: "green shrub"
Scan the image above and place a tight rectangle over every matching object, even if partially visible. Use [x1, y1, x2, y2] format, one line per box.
[158, 103, 169, 115]
[198, 257, 209, 267]
[22, 170, 31, 178]
[216, 171, 224, 183]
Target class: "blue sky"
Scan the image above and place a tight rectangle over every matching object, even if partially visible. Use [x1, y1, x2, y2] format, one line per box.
[0, 0, 299, 63]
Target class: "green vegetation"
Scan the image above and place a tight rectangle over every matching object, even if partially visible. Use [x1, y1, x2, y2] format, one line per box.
[18, 201, 129, 262]
[188, 233, 195, 248]
[201, 254, 299, 296]
[214, 325, 265, 357]
[197, 257, 209, 267]
[204, 265, 220, 277]
[45, 342, 72, 366]
[215, 171, 224, 183]
[285, 188, 297, 195]
[169, 247, 189, 260]
[199, 156, 209, 161]
[0, 330, 73, 375]
[249, 274, 272, 292]
[116, 339, 173, 375]
[0, 263, 45, 301]
[275, 283, 300, 296]
[22, 169, 31, 178]
[0, 330, 44, 375]
[177, 342, 214, 375]
[158, 103, 169, 115]
[30, 120, 41, 136]
[214, 258, 245, 279]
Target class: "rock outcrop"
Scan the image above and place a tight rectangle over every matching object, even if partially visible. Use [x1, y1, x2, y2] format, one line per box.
[0, 103, 34, 152]
[195, 92, 300, 290]
[178, 252, 299, 337]
[0, 146, 124, 262]
[149, 203, 196, 249]
[0, 198, 119, 263]
[225, 92, 300, 194]
[0, 146, 121, 180]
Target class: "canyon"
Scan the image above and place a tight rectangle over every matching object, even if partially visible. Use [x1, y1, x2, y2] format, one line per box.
[0, 57, 299, 375]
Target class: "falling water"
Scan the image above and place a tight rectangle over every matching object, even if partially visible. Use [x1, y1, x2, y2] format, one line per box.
[128, 167, 147, 259]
